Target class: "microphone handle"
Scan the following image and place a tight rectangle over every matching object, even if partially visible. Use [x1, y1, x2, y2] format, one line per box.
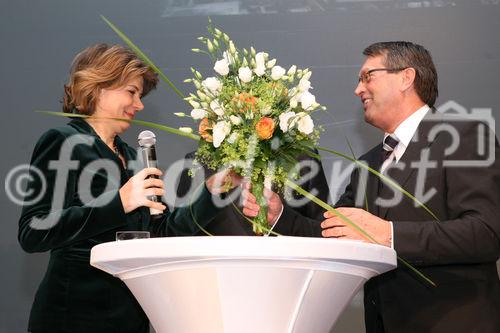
[140, 145, 162, 215]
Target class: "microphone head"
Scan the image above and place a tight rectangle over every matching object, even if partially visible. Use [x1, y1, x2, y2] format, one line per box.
[138, 130, 156, 147]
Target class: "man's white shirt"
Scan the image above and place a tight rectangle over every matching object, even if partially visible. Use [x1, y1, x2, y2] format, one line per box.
[381, 104, 430, 248]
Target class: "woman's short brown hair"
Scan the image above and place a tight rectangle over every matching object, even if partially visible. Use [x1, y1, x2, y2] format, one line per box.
[63, 43, 159, 114]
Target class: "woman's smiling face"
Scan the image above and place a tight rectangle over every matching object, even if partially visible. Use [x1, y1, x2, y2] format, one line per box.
[93, 76, 144, 134]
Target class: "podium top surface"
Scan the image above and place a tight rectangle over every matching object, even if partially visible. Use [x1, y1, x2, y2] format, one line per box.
[91, 236, 397, 277]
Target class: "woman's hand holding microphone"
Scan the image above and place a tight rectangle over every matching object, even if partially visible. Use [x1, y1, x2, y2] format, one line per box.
[119, 168, 166, 214]
[119, 167, 243, 214]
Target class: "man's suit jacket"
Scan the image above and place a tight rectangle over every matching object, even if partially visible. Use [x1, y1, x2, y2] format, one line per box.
[336, 113, 500, 332]
[176, 152, 329, 236]
[19, 119, 221, 333]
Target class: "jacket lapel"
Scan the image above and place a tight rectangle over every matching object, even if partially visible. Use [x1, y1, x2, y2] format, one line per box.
[68, 118, 129, 181]
[68, 119, 111, 159]
[364, 144, 384, 215]
[378, 115, 439, 219]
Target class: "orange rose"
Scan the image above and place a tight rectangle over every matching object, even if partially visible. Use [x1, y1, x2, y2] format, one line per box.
[255, 117, 275, 140]
[232, 92, 258, 113]
[198, 118, 213, 142]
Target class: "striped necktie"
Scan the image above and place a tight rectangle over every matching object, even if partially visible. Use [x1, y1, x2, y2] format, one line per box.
[382, 135, 399, 162]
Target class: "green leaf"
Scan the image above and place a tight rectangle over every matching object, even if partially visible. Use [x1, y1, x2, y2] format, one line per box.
[100, 15, 187, 102]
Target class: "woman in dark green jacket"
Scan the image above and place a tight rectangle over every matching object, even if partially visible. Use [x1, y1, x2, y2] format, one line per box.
[19, 44, 239, 333]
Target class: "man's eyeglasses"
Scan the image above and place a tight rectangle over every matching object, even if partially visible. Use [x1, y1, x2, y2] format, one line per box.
[358, 67, 407, 84]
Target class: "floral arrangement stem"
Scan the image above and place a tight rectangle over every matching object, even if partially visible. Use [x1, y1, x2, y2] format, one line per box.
[251, 177, 268, 235]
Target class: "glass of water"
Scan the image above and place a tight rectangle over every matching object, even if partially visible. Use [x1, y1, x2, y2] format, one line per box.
[115, 231, 150, 241]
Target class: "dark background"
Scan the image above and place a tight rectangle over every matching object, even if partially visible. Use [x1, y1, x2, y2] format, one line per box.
[1, 1, 499, 332]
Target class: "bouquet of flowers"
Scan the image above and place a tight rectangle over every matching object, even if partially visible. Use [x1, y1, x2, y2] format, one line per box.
[179, 23, 325, 234]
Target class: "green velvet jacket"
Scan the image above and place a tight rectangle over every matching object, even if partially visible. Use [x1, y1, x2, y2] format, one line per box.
[19, 118, 219, 333]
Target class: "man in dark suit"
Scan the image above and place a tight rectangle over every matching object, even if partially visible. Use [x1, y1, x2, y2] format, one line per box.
[245, 42, 500, 332]
[176, 152, 329, 236]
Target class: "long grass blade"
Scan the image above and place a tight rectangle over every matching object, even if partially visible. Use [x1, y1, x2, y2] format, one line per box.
[36, 110, 438, 222]
[316, 146, 439, 221]
[100, 15, 186, 101]
[188, 183, 215, 236]
[285, 179, 377, 242]
[340, 128, 370, 211]
[35, 110, 200, 141]
[285, 179, 436, 286]
[230, 201, 282, 236]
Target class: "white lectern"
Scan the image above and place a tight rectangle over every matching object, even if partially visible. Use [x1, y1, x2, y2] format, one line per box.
[90, 236, 396, 333]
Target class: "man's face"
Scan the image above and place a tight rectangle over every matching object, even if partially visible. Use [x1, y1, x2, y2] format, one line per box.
[354, 55, 403, 132]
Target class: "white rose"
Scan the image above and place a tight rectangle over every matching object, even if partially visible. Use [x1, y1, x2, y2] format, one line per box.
[255, 52, 267, 67]
[254, 65, 266, 77]
[202, 77, 222, 95]
[254, 53, 267, 76]
[214, 58, 230, 76]
[279, 111, 296, 133]
[229, 115, 242, 125]
[287, 65, 297, 76]
[179, 127, 193, 134]
[300, 91, 316, 110]
[271, 66, 286, 80]
[190, 108, 207, 120]
[227, 132, 239, 144]
[297, 113, 314, 135]
[298, 78, 311, 92]
[210, 100, 225, 116]
[212, 121, 231, 148]
[238, 67, 253, 83]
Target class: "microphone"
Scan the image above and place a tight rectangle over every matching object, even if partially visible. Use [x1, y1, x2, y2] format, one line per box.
[138, 130, 162, 215]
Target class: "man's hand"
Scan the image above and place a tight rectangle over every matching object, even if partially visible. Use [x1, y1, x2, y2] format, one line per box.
[241, 182, 283, 225]
[321, 207, 392, 247]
